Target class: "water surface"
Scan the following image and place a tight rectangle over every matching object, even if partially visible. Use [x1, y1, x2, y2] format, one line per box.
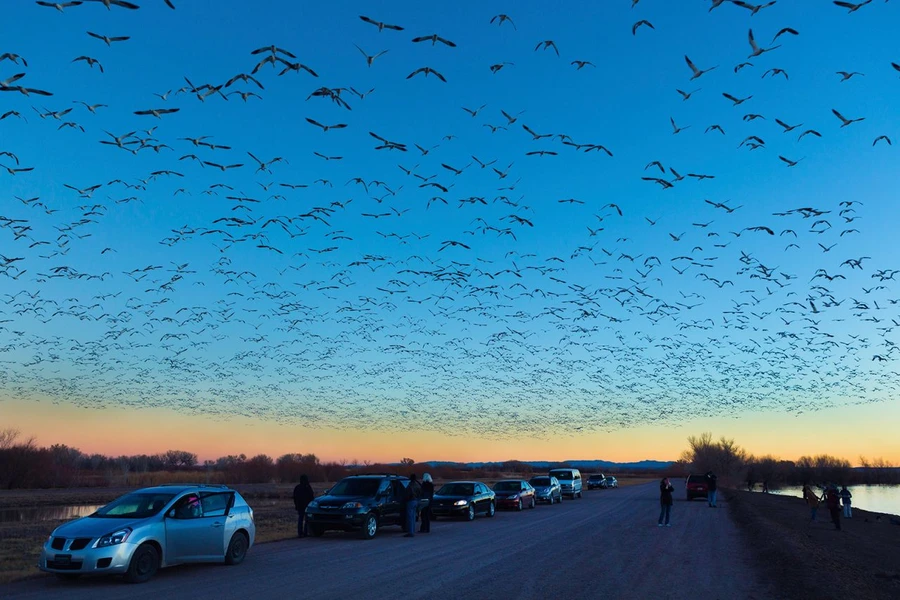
[769, 484, 899, 516]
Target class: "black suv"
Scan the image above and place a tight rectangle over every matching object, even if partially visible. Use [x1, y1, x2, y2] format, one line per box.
[305, 474, 427, 539]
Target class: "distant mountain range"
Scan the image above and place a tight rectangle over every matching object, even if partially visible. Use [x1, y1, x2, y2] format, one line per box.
[422, 459, 673, 471]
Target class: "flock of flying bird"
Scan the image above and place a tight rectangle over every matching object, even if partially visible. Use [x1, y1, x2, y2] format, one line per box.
[1, 0, 899, 440]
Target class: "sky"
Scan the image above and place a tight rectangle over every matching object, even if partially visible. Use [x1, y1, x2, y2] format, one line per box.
[1, 0, 898, 465]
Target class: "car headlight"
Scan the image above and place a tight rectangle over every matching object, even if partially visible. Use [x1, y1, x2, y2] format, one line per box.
[306, 501, 318, 509]
[341, 502, 363, 510]
[507, 494, 519, 500]
[96, 527, 132, 548]
[453, 499, 468, 506]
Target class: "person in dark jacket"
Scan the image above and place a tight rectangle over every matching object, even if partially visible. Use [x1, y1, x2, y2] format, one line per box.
[824, 484, 842, 530]
[706, 471, 718, 508]
[839, 485, 852, 518]
[293, 475, 315, 538]
[419, 473, 434, 533]
[658, 477, 674, 527]
[404, 473, 423, 538]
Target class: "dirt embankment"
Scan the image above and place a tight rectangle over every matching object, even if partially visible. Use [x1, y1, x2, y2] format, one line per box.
[725, 489, 900, 600]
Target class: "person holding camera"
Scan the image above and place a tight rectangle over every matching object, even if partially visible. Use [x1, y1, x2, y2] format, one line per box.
[658, 477, 675, 527]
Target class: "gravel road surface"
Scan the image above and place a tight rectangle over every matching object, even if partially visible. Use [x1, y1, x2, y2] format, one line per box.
[3, 482, 773, 600]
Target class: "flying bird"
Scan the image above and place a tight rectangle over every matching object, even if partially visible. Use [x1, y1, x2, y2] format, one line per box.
[359, 15, 404, 31]
[534, 40, 560, 56]
[87, 31, 130, 45]
[832, 108, 865, 127]
[685, 55, 717, 80]
[632, 20, 654, 35]
[411, 34, 457, 47]
[407, 67, 447, 82]
[490, 14, 516, 29]
[747, 29, 780, 58]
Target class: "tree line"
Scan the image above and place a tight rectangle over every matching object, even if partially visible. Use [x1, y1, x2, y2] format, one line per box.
[0, 428, 621, 489]
[676, 432, 900, 487]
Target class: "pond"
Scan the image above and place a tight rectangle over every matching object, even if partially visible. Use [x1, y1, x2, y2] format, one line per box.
[0, 504, 104, 523]
[769, 484, 900, 517]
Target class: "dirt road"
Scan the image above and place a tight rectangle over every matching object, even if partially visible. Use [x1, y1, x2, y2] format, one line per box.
[2, 482, 772, 600]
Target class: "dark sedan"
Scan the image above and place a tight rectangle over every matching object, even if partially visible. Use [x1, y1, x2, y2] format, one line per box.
[492, 480, 536, 511]
[430, 482, 495, 521]
[528, 476, 562, 504]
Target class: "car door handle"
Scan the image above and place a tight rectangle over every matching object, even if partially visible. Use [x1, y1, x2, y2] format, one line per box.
[212, 521, 223, 528]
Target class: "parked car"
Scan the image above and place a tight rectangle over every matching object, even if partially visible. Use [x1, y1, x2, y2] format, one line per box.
[549, 468, 583, 498]
[306, 474, 427, 539]
[430, 481, 495, 520]
[39, 484, 255, 583]
[529, 476, 562, 504]
[492, 480, 536, 511]
[605, 476, 619, 489]
[587, 474, 607, 490]
[685, 474, 709, 501]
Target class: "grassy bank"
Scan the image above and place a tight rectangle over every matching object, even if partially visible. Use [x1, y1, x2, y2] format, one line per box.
[0, 475, 651, 584]
[725, 489, 900, 600]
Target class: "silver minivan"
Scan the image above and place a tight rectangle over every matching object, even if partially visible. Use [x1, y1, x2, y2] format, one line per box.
[548, 468, 583, 498]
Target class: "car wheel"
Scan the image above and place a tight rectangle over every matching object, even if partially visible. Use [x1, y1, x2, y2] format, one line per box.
[517, 499, 523, 511]
[224, 531, 249, 565]
[530, 497, 536, 509]
[360, 513, 378, 540]
[487, 502, 495, 517]
[466, 505, 476, 521]
[309, 524, 325, 537]
[124, 543, 159, 584]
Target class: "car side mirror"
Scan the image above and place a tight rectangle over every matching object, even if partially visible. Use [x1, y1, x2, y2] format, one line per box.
[167, 509, 176, 518]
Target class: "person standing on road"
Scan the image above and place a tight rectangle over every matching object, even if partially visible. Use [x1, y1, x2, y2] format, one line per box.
[293, 474, 315, 538]
[839, 485, 852, 519]
[706, 471, 718, 508]
[419, 473, 434, 533]
[404, 473, 423, 538]
[658, 477, 675, 527]
[803, 484, 819, 522]
[824, 483, 842, 530]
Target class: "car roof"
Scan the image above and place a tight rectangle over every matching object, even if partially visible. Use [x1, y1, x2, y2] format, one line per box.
[344, 474, 405, 479]
[137, 484, 233, 494]
[494, 479, 526, 483]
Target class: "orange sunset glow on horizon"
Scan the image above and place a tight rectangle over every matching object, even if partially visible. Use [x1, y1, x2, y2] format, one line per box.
[3, 397, 897, 467]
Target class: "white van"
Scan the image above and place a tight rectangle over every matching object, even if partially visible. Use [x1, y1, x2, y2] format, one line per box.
[548, 468, 583, 498]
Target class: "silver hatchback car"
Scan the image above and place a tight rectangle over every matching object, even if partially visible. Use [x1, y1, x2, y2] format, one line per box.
[39, 484, 255, 583]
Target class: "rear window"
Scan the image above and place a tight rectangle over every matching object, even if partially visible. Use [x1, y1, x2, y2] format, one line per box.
[687, 476, 707, 484]
[329, 478, 381, 496]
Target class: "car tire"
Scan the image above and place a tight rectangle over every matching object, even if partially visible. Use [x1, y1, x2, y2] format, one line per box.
[517, 499, 523, 511]
[466, 505, 476, 521]
[530, 497, 536, 509]
[309, 524, 325, 537]
[224, 531, 249, 565]
[486, 502, 495, 518]
[360, 513, 378, 540]
[124, 543, 159, 584]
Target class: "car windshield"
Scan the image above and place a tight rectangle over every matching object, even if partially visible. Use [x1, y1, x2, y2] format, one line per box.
[530, 477, 551, 486]
[91, 492, 176, 519]
[550, 471, 573, 481]
[328, 478, 382, 497]
[589, 476, 604, 481]
[493, 481, 520, 492]
[438, 483, 474, 496]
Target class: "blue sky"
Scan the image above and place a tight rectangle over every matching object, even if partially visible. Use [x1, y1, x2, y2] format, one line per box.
[1, 0, 899, 460]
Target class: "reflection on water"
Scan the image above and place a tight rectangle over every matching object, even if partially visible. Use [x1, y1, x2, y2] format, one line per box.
[770, 484, 900, 516]
[0, 505, 103, 523]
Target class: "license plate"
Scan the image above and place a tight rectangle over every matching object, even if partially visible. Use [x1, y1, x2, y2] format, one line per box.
[55, 554, 71, 565]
